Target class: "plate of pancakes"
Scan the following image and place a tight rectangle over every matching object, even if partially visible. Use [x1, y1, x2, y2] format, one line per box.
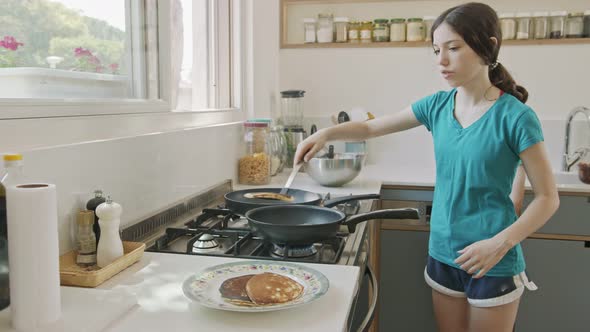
[182, 260, 330, 312]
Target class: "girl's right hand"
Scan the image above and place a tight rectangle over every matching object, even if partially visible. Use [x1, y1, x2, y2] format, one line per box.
[294, 129, 329, 164]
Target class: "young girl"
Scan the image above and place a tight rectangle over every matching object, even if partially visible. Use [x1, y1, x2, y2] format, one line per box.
[294, 3, 559, 331]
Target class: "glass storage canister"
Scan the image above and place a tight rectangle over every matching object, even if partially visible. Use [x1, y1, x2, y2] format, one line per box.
[372, 19, 390, 42]
[360, 21, 373, 43]
[389, 18, 406, 42]
[584, 10, 590, 37]
[334, 17, 349, 43]
[499, 13, 516, 40]
[303, 18, 316, 43]
[407, 18, 425, 42]
[269, 126, 285, 175]
[317, 13, 334, 43]
[423, 16, 436, 41]
[239, 122, 271, 185]
[565, 12, 584, 38]
[515, 12, 532, 40]
[532, 12, 549, 39]
[348, 20, 360, 42]
[549, 11, 567, 39]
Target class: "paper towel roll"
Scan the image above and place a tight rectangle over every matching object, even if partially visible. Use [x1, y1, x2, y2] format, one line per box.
[6, 183, 61, 331]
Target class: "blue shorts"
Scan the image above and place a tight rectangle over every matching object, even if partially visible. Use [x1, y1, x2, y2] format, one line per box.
[424, 256, 537, 307]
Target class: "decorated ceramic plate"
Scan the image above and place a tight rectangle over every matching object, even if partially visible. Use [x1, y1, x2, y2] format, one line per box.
[182, 260, 330, 312]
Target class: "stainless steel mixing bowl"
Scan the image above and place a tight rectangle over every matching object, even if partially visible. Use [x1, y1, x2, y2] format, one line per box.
[305, 153, 365, 187]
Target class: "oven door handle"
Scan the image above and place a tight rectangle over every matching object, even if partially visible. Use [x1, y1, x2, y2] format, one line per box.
[356, 263, 378, 332]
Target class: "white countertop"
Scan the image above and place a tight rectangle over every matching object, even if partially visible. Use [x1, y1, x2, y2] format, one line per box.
[240, 164, 590, 195]
[98, 253, 360, 332]
[0, 254, 360, 332]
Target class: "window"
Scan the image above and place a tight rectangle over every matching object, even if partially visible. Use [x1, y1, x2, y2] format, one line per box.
[0, 0, 242, 119]
[175, 0, 241, 112]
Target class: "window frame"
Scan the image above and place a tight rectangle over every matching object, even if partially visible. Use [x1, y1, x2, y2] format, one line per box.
[0, 0, 244, 120]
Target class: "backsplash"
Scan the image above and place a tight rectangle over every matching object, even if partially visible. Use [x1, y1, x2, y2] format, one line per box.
[2, 122, 242, 254]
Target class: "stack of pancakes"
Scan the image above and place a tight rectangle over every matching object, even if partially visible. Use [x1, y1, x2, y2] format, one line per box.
[219, 272, 304, 306]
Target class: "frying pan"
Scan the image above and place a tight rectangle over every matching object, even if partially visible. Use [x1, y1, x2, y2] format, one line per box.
[224, 187, 380, 216]
[245, 205, 420, 245]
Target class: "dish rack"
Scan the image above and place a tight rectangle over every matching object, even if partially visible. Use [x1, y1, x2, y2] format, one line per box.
[59, 241, 145, 287]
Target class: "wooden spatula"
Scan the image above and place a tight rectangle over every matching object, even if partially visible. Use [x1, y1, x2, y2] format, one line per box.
[280, 162, 303, 196]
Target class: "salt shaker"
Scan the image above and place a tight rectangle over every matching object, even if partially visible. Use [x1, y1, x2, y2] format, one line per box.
[95, 196, 124, 268]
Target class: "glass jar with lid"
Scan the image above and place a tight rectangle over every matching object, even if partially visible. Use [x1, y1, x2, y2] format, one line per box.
[334, 17, 349, 43]
[515, 12, 532, 40]
[565, 12, 584, 38]
[303, 18, 316, 43]
[532, 12, 549, 39]
[584, 10, 590, 37]
[423, 16, 436, 41]
[407, 18, 425, 42]
[239, 122, 271, 185]
[499, 13, 516, 40]
[389, 18, 406, 42]
[372, 19, 390, 42]
[317, 13, 334, 43]
[549, 11, 567, 39]
[348, 20, 360, 42]
[360, 21, 373, 43]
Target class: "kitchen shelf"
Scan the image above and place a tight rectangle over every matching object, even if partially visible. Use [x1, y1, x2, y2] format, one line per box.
[281, 38, 590, 49]
[280, 0, 590, 49]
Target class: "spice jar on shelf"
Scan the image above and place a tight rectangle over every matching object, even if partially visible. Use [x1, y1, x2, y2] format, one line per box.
[515, 13, 532, 40]
[565, 12, 584, 38]
[389, 18, 406, 42]
[549, 11, 567, 39]
[334, 17, 349, 43]
[532, 12, 549, 39]
[303, 18, 316, 43]
[423, 16, 436, 41]
[360, 21, 373, 43]
[372, 19, 390, 42]
[239, 122, 270, 185]
[348, 20, 360, 42]
[499, 13, 516, 40]
[317, 13, 334, 43]
[407, 18, 425, 42]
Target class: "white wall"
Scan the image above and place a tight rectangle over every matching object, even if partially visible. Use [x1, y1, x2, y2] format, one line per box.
[278, 0, 590, 170]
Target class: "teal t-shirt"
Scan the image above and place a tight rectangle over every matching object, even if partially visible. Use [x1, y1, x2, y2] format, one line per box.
[412, 89, 544, 276]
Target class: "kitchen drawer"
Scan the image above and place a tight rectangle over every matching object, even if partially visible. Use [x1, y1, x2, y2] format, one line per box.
[524, 194, 590, 236]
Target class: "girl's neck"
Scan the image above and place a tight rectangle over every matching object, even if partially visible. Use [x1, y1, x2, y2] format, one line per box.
[456, 73, 499, 107]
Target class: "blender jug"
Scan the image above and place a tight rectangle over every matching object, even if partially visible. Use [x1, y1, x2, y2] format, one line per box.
[280, 90, 305, 128]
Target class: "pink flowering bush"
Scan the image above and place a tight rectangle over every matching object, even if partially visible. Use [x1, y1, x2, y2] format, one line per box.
[0, 36, 24, 68]
[73, 47, 119, 74]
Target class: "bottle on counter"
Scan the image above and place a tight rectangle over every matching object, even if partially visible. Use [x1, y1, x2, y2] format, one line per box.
[95, 196, 124, 268]
[86, 189, 106, 244]
[0, 154, 24, 310]
[76, 210, 97, 267]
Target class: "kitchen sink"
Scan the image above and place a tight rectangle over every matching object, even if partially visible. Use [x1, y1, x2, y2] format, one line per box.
[553, 171, 585, 185]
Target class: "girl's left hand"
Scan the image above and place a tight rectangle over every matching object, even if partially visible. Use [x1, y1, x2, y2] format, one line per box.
[454, 237, 512, 278]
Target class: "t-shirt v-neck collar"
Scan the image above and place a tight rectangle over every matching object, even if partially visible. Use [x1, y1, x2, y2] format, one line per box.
[450, 89, 504, 131]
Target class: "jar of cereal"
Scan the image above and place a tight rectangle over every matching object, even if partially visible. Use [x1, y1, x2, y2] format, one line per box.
[239, 122, 271, 185]
[407, 18, 425, 42]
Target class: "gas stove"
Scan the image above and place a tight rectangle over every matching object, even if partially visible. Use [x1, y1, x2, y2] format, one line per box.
[146, 199, 371, 266]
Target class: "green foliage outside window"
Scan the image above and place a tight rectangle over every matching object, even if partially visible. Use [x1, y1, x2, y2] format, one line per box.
[0, 0, 125, 74]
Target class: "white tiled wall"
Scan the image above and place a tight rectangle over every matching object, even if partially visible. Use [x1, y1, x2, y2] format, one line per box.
[4, 122, 242, 253]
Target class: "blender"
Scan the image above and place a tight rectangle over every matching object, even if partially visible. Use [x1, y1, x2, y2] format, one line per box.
[280, 90, 306, 168]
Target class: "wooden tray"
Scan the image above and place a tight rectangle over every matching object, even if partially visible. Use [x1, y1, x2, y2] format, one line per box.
[59, 241, 145, 288]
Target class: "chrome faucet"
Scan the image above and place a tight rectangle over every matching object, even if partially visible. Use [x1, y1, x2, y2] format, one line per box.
[562, 106, 590, 171]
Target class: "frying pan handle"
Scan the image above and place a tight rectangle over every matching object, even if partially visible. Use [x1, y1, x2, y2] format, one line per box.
[323, 194, 380, 208]
[344, 208, 420, 233]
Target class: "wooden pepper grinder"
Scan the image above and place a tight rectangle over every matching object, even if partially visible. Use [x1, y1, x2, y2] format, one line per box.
[95, 196, 124, 268]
